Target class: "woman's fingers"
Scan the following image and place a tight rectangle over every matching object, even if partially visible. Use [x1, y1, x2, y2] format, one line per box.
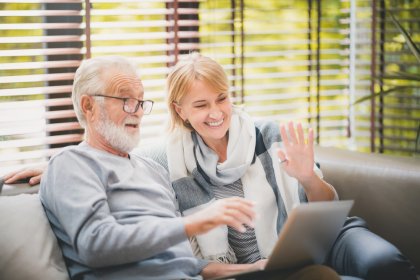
[4, 169, 40, 185]
[277, 149, 286, 161]
[29, 174, 42, 185]
[297, 122, 305, 144]
[3, 164, 46, 185]
[281, 121, 311, 148]
[288, 121, 298, 144]
[308, 127, 314, 152]
[279, 124, 290, 147]
[281, 121, 302, 146]
[2, 171, 17, 181]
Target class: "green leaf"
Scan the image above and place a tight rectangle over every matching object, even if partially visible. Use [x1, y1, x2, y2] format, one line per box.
[353, 85, 415, 105]
[389, 11, 420, 64]
[380, 72, 420, 82]
[387, 71, 420, 81]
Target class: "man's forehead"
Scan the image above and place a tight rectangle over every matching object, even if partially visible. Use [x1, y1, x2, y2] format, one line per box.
[105, 74, 143, 95]
[118, 85, 143, 95]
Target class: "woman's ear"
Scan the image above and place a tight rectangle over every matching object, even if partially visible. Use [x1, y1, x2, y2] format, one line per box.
[173, 102, 186, 121]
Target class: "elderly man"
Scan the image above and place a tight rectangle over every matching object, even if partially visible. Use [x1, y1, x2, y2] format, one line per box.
[39, 56, 262, 280]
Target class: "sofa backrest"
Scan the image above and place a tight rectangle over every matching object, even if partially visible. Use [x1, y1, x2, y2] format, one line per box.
[315, 146, 420, 272]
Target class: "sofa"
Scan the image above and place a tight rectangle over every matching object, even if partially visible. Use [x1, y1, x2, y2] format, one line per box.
[0, 146, 419, 279]
[314, 146, 420, 277]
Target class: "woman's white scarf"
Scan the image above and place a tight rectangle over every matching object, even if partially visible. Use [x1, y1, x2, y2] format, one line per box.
[167, 108, 304, 263]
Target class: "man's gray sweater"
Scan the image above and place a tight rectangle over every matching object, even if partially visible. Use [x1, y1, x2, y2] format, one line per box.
[40, 142, 206, 279]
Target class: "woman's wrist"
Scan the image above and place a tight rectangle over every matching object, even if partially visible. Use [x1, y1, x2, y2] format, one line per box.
[300, 174, 336, 201]
[297, 170, 319, 187]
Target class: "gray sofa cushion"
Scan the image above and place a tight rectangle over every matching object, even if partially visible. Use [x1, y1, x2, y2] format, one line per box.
[0, 194, 69, 280]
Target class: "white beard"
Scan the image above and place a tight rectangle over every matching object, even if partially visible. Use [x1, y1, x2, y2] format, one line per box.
[95, 110, 140, 153]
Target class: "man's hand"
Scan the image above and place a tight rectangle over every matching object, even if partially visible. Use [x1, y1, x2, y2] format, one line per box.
[184, 197, 256, 237]
[3, 164, 46, 186]
[251, 259, 268, 270]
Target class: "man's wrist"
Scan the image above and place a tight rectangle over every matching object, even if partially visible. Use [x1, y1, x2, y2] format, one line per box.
[184, 215, 202, 237]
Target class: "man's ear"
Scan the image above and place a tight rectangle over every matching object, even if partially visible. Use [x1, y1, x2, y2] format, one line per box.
[81, 95, 93, 116]
[173, 102, 186, 121]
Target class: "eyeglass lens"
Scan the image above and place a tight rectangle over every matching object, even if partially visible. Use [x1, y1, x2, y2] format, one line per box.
[123, 99, 153, 114]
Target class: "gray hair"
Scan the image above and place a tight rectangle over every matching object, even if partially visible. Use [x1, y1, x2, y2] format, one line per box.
[72, 56, 138, 128]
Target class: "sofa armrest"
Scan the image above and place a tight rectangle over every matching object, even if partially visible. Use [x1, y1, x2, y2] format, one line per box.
[0, 194, 69, 280]
[0, 182, 40, 196]
[315, 146, 420, 272]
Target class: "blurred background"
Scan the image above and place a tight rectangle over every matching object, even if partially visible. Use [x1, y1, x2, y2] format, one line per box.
[1, 0, 419, 171]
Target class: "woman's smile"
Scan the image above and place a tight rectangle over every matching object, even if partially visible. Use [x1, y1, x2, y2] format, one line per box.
[206, 118, 224, 127]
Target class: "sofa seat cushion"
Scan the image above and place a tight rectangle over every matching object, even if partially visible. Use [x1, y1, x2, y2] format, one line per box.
[0, 193, 69, 280]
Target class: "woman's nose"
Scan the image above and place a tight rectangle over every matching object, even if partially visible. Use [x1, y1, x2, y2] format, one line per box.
[209, 109, 222, 119]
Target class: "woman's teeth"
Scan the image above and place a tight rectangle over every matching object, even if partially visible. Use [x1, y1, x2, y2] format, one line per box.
[207, 119, 223, 127]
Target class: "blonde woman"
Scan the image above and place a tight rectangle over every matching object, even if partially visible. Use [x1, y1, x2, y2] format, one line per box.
[161, 53, 415, 280]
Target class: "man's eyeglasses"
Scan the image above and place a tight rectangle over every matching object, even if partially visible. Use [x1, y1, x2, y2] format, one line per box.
[93, 94, 154, 115]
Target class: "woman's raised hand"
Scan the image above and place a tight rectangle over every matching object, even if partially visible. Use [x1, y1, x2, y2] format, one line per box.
[277, 121, 316, 184]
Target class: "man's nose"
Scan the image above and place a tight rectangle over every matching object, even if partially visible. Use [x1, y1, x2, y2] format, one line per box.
[131, 106, 144, 118]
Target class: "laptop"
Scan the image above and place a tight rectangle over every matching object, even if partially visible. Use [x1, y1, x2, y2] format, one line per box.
[213, 200, 353, 279]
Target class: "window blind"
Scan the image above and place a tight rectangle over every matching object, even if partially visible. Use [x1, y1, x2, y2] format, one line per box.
[87, 0, 199, 142]
[343, 0, 420, 155]
[199, 0, 350, 147]
[0, 1, 84, 170]
[1, 0, 419, 171]
[372, 2, 420, 155]
[0, 0, 201, 170]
